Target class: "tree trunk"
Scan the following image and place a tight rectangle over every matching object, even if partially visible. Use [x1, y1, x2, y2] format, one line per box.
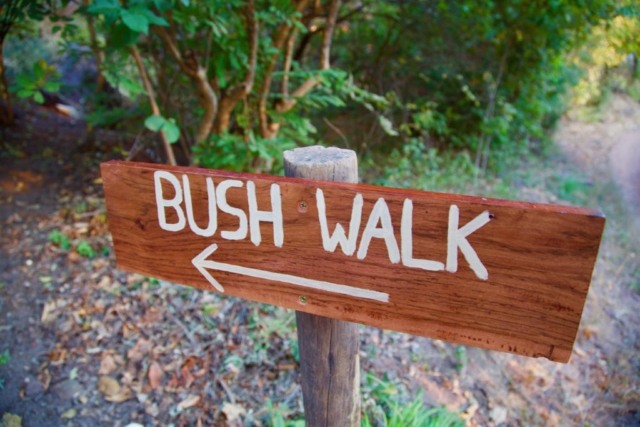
[84, 0, 105, 92]
[0, 39, 15, 126]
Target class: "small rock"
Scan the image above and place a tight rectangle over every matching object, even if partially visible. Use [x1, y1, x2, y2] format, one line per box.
[24, 380, 44, 397]
[490, 406, 508, 425]
[52, 379, 83, 400]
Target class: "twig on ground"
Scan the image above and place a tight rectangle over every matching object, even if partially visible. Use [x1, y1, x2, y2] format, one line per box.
[218, 377, 236, 403]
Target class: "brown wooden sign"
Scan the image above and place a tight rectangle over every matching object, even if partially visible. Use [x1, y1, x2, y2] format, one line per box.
[101, 160, 605, 362]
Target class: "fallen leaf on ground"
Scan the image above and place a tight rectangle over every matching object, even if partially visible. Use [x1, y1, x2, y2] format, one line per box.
[60, 409, 77, 419]
[106, 387, 132, 403]
[98, 354, 118, 375]
[222, 402, 245, 421]
[37, 368, 51, 391]
[1, 413, 22, 427]
[41, 300, 58, 323]
[148, 362, 162, 390]
[180, 365, 195, 388]
[127, 338, 152, 362]
[98, 375, 133, 402]
[177, 395, 200, 410]
[98, 376, 121, 396]
[48, 346, 67, 366]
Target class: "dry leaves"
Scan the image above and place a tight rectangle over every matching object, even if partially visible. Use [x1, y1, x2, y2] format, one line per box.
[98, 354, 118, 375]
[60, 408, 77, 419]
[127, 338, 152, 362]
[98, 376, 132, 403]
[148, 362, 163, 390]
[48, 345, 68, 366]
[222, 402, 246, 421]
[41, 299, 65, 323]
[177, 395, 200, 410]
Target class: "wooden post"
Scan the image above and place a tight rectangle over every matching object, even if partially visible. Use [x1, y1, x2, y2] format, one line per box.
[284, 146, 361, 426]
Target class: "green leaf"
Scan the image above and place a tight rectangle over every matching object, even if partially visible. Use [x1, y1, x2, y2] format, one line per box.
[43, 82, 61, 92]
[33, 91, 45, 104]
[111, 23, 140, 48]
[162, 121, 180, 143]
[33, 60, 47, 81]
[15, 89, 32, 98]
[144, 11, 169, 27]
[153, 0, 172, 12]
[15, 74, 32, 86]
[121, 9, 149, 34]
[87, 0, 121, 15]
[52, 25, 62, 34]
[378, 116, 399, 136]
[144, 115, 165, 131]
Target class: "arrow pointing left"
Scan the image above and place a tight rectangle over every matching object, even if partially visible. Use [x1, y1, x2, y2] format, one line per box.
[192, 244, 390, 303]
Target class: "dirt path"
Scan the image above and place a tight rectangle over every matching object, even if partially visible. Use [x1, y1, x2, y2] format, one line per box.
[610, 129, 640, 230]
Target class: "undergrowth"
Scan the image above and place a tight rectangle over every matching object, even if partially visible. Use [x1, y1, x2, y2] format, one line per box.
[362, 373, 463, 427]
[364, 131, 639, 293]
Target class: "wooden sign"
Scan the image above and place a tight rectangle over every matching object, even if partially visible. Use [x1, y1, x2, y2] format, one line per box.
[101, 160, 605, 362]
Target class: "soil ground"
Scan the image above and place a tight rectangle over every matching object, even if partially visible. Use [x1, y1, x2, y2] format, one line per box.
[1, 95, 639, 426]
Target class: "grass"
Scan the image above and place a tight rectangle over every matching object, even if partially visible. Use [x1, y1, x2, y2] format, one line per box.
[76, 241, 96, 259]
[362, 373, 464, 427]
[48, 229, 70, 250]
[0, 350, 9, 391]
[0, 350, 10, 365]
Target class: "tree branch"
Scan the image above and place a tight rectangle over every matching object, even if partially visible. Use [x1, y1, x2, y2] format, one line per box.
[293, 3, 365, 63]
[276, 0, 341, 114]
[157, 27, 193, 77]
[216, 0, 258, 133]
[157, 27, 218, 142]
[259, 0, 310, 139]
[281, 28, 298, 99]
[131, 45, 177, 166]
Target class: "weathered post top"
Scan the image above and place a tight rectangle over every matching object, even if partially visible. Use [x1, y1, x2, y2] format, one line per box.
[284, 145, 358, 183]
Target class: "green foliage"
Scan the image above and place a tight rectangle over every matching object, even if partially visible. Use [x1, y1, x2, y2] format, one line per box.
[569, 2, 640, 110]
[48, 229, 71, 250]
[329, 0, 616, 168]
[145, 114, 181, 144]
[75, 241, 96, 259]
[265, 400, 304, 427]
[193, 131, 296, 173]
[2, 0, 634, 179]
[362, 373, 464, 427]
[0, 350, 10, 365]
[454, 346, 467, 372]
[552, 174, 591, 204]
[364, 138, 477, 194]
[9, 59, 61, 104]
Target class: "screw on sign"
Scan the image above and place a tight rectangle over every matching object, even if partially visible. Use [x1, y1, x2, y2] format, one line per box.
[101, 146, 605, 426]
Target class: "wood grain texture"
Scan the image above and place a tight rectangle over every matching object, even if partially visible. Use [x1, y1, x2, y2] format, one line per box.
[286, 146, 360, 427]
[295, 311, 360, 426]
[101, 160, 606, 363]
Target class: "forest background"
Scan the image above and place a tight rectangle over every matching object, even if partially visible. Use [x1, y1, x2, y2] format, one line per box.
[1, 0, 638, 182]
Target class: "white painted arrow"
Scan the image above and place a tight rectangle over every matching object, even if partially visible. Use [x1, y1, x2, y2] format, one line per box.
[192, 243, 390, 303]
